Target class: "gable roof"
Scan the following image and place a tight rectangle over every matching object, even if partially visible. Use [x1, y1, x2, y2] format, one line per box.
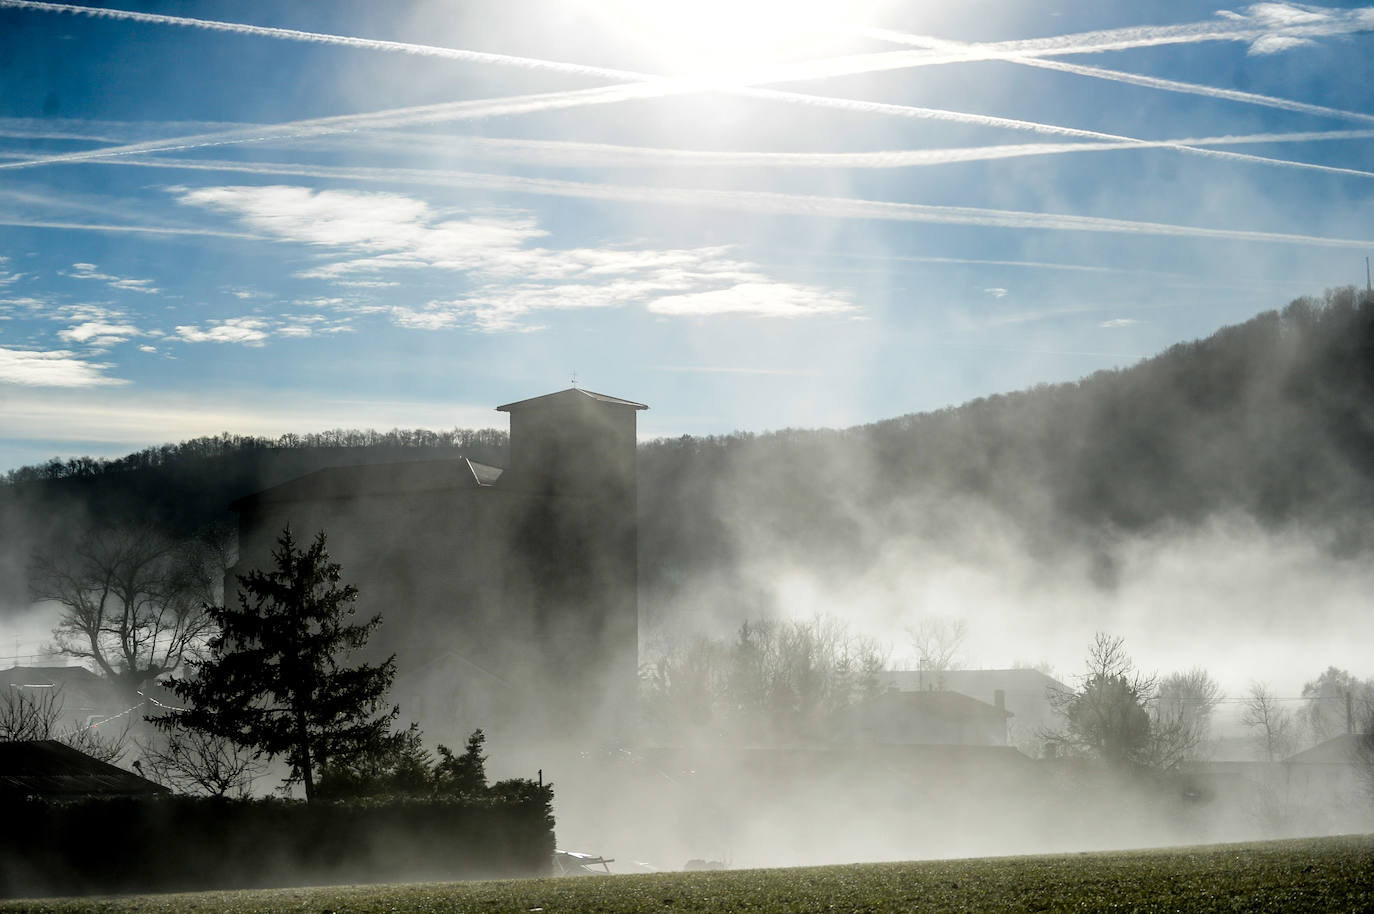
[230, 457, 502, 509]
[1284, 733, 1368, 765]
[496, 388, 647, 412]
[866, 689, 1012, 720]
[876, 668, 1067, 698]
[0, 740, 170, 800]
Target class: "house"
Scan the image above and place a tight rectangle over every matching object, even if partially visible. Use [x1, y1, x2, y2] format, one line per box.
[874, 668, 1067, 752]
[227, 388, 647, 763]
[0, 740, 168, 801]
[847, 689, 1012, 746]
[0, 666, 127, 734]
[1281, 734, 1372, 823]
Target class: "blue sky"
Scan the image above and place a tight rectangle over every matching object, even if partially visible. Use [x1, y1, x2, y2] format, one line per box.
[3, 0, 1374, 473]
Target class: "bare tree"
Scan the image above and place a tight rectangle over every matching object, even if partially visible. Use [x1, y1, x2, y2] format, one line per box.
[0, 685, 61, 741]
[1148, 668, 1223, 767]
[643, 615, 886, 745]
[31, 523, 227, 701]
[136, 729, 265, 797]
[0, 685, 129, 763]
[1241, 681, 1297, 762]
[907, 615, 967, 688]
[1300, 667, 1374, 741]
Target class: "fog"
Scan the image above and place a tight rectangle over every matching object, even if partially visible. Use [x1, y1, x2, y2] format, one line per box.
[5, 0, 1374, 889]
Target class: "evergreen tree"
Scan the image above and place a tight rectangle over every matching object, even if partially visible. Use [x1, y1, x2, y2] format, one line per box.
[155, 527, 396, 801]
[435, 728, 489, 799]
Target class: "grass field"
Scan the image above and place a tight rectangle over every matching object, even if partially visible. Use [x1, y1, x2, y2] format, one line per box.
[2, 835, 1371, 914]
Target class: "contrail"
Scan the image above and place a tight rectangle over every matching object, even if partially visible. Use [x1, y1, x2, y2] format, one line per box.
[0, 217, 264, 240]
[0, 84, 669, 171]
[0, 0, 650, 82]
[860, 26, 1374, 127]
[4, 1, 1370, 186]
[140, 157, 1374, 250]
[102, 127, 1374, 176]
[3, 0, 1371, 165]
[10, 0, 1363, 85]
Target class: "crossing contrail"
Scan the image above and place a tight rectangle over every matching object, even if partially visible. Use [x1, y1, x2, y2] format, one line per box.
[5, 1, 1371, 175]
[0, 84, 670, 171]
[858, 26, 1374, 127]
[85, 126, 1374, 176]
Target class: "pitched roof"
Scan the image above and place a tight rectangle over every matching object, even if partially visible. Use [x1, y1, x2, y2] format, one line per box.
[0, 740, 170, 799]
[0, 666, 101, 687]
[496, 388, 647, 412]
[876, 668, 1067, 698]
[230, 457, 502, 509]
[1284, 733, 1368, 765]
[866, 689, 1012, 719]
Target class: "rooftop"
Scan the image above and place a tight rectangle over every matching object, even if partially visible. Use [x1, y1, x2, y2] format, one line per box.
[0, 740, 169, 800]
[496, 388, 648, 412]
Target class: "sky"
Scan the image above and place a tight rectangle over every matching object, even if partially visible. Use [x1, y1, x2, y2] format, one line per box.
[3, 0, 1374, 473]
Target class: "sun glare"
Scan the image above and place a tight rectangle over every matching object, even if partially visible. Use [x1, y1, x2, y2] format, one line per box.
[588, 0, 885, 79]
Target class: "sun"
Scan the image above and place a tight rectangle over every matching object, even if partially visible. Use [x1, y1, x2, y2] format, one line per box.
[585, 0, 888, 80]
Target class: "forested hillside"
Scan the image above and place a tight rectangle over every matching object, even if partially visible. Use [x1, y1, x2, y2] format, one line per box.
[5, 287, 1374, 618]
[637, 286, 1374, 615]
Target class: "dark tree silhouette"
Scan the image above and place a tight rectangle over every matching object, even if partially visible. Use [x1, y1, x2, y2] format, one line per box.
[435, 728, 489, 799]
[155, 528, 396, 801]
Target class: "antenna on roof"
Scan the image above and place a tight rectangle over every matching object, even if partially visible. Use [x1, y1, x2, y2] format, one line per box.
[571, 370, 578, 389]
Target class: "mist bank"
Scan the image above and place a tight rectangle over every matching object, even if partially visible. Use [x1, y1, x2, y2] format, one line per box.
[636, 286, 1374, 694]
[4, 288, 1372, 695]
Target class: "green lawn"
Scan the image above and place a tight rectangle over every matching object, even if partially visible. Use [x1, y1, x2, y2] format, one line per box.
[3, 835, 1372, 914]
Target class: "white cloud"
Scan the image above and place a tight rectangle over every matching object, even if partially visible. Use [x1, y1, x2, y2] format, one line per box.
[178, 185, 855, 331]
[1099, 318, 1142, 328]
[0, 347, 127, 387]
[984, 287, 1009, 298]
[647, 282, 856, 317]
[174, 317, 270, 345]
[1247, 34, 1319, 53]
[58, 320, 144, 346]
[67, 261, 160, 295]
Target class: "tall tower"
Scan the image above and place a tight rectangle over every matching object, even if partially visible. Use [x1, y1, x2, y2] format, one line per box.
[496, 388, 647, 741]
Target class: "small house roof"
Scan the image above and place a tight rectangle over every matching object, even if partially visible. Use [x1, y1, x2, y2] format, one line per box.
[1284, 733, 1367, 765]
[866, 689, 1013, 720]
[0, 740, 170, 800]
[496, 388, 647, 412]
[876, 668, 1068, 698]
[230, 457, 502, 510]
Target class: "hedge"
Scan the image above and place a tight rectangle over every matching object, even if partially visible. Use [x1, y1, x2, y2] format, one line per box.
[0, 790, 555, 898]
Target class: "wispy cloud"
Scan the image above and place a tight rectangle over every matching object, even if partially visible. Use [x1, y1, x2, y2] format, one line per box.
[1100, 318, 1144, 328]
[174, 185, 856, 330]
[66, 261, 160, 294]
[646, 283, 855, 317]
[0, 346, 127, 387]
[58, 320, 144, 346]
[169, 165, 1374, 251]
[173, 317, 270, 346]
